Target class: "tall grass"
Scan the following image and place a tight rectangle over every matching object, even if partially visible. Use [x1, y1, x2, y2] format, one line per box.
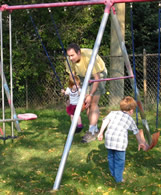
[0, 107, 160, 195]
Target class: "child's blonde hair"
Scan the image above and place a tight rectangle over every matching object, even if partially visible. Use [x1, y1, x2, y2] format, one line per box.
[68, 75, 80, 88]
[120, 96, 137, 111]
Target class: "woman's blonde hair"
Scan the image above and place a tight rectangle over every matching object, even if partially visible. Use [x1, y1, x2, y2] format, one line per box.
[68, 75, 80, 88]
[120, 96, 137, 111]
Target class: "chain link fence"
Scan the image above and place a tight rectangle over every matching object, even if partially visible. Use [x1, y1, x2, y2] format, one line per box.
[0, 51, 160, 111]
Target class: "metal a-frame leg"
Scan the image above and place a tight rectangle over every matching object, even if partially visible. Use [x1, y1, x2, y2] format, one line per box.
[0, 62, 21, 132]
[0, 11, 21, 134]
[53, 4, 110, 190]
[111, 7, 152, 144]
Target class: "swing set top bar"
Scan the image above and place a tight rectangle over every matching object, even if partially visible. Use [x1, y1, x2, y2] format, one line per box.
[0, 0, 158, 11]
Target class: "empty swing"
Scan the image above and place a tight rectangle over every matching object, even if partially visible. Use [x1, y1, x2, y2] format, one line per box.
[0, 10, 37, 141]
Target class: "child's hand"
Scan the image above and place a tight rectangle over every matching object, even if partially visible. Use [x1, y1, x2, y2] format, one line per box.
[137, 129, 149, 151]
[144, 143, 150, 151]
[138, 142, 149, 151]
[97, 132, 103, 141]
[61, 89, 65, 94]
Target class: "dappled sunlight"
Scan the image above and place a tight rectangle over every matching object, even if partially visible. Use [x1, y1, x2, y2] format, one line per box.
[0, 107, 160, 194]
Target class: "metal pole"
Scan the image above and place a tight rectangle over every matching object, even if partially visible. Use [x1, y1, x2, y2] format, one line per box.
[9, 12, 14, 139]
[0, 1, 106, 11]
[0, 0, 157, 11]
[143, 49, 147, 110]
[53, 4, 110, 190]
[0, 13, 21, 133]
[114, 0, 157, 3]
[89, 75, 134, 83]
[111, 8, 134, 77]
[111, 7, 152, 144]
[0, 118, 23, 122]
[0, 11, 6, 141]
[156, 7, 161, 129]
[0, 64, 21, 132]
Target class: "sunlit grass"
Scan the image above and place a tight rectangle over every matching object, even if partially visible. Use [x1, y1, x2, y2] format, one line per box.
[0, 107, 160, 194]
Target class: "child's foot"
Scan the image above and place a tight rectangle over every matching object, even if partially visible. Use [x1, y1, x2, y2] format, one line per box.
[75, 125, 83, 134]
[116, 179, 125, 183]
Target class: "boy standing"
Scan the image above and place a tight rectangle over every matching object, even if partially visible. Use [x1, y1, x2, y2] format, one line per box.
[97, 96, 148, 183]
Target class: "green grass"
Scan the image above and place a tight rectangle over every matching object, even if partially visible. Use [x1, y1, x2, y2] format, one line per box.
[0, 107, 160, 195]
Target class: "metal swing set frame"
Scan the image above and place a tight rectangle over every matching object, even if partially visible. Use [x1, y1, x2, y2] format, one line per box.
[0, 0, 160, 190]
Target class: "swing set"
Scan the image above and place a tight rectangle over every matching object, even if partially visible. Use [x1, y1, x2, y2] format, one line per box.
[0, 13, 37, 142]
[0, 0, 160, 190]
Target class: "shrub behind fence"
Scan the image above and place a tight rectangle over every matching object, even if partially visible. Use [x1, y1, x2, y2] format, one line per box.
[0, 51, 160, 111]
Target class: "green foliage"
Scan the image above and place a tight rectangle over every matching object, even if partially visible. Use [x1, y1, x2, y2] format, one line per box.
[1, 1, 159, 103]
[125, 2, 159, 54]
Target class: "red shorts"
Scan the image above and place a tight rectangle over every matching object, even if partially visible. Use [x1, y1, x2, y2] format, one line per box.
[66, 104, 77, 116]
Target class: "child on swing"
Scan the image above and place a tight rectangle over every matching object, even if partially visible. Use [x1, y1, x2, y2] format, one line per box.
[97, 96, 149, 183]
[61, 75, 83, 133]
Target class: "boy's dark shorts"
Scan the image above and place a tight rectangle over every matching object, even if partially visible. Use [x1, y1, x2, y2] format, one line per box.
[79, 68, 107, 95]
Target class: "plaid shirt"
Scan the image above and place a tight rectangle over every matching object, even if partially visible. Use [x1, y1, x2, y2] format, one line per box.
[104, 111, 139, 151]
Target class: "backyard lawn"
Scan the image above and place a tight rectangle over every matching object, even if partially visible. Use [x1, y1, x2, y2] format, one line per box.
[0, 107, 160, 194]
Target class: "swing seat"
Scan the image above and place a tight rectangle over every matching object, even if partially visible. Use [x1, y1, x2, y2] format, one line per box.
[148, 131, 160, 151]
[139, 129, 160, 151]
[17, 113, 37, 120]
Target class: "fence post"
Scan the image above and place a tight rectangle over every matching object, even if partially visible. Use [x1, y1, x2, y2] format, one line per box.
[26, 78, 28, 109]
[143, 49, 147, 110]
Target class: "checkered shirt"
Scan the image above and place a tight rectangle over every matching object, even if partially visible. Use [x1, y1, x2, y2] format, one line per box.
[104, 111, 139, 151]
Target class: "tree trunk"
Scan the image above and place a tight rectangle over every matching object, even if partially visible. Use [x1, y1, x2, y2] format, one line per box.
[109, 3, 125, 106]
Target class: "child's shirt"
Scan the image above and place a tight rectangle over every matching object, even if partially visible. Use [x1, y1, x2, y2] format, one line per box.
[103, 111, 139, 151]
[65, 87, 81, 105]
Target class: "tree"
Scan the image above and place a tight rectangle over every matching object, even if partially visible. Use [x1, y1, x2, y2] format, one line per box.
[109, 4, 125, 105]
[125, 2, 159, 54]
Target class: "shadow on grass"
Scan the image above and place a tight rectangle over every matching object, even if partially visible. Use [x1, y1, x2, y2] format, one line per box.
[85, 134, 161, 194]
[0, 107, 160, 194]
[0, 108, 91, 194]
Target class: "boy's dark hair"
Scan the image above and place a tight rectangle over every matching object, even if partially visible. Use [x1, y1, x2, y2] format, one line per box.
[120, 96, 137, 111]
[67, 43, 80, 54]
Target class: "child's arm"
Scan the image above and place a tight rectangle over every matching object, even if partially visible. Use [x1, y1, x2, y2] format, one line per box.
[61, 89, 65, 94]
[78, 86, 81, 95]
[135, 130, 149, 151]
[97, 119, 109, 141]
[61, 88, 70, 107]
[61, 88, 68, 96]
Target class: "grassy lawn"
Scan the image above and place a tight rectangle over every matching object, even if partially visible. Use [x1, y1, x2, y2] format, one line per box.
[0, 107, 160, 195]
